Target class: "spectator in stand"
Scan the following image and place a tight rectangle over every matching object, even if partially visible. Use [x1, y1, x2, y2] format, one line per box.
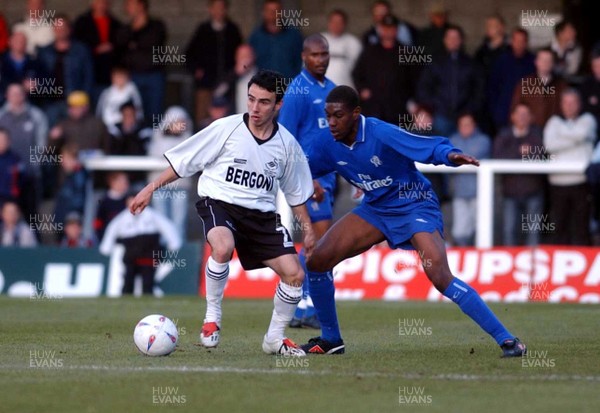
[108, 100, 152, 187]
[95, 171, 129, 241]
[148, 106, 193, 238]
[475, 14, 509, 79]
[544, 89, 596, 245]
[322, 9, 362, 89]
[0, 13, 8, 54]
[0, 128, 24, 204]
[215, 44, 258, 115]
[12, 0, 55, 56]
[60, 211, 95, 247]
[353, 14, 415, 124]
[185, 0, 242, 125]
[588, 143, 600, 244]
[510, 48, 567, 129]
[197, 96, 231, 130]
[418, 2, 450, 60]
[48, 91, 110, 155]
[550, 20, 582, 82]
[73, 0, 123, 104]
[117, 0, 167, 125]
[579, 47, 600, 141]
[416, 25, 485, 136]
[96, 66, 143, 131]
[488, 28, 535, 131]
[249, 0, 303, 79]
[37, 14, 94, 127]
[362, 0, 417, 47]
[99, 192, 181, 295]
[53, 143, 87, 239]
[0, 30, 46, 106]
[448, 113, 491, 246]
[0, 200, 37, 247]
[0, 83, 48, 218]
[493, 103, 546, 246]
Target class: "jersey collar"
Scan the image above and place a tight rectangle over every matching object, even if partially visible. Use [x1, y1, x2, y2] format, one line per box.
[339, 115, 366, 149]
[300, 69, 329, 88]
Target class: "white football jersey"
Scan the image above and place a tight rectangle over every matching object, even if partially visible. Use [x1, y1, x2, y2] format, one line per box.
[164, 113, 314, 212]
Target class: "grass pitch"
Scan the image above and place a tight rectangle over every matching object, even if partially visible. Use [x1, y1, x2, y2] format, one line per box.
[1, 296, 599, 412]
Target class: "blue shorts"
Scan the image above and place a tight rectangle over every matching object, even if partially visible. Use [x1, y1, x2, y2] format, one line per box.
[306, 190, 334, 223]
[352, 201, 444, 250]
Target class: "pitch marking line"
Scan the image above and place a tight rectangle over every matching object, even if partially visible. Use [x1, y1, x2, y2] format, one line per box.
[2, 364, 600, 382]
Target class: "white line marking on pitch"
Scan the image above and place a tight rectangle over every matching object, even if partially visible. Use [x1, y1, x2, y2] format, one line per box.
[2, 364, 599, 382]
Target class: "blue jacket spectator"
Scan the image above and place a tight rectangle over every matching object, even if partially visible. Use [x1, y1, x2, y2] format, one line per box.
[487, 29, 535, 130]
[54, 144, 88, 234]
[249, 0, 302, 79]
[0, 128, 24, 203]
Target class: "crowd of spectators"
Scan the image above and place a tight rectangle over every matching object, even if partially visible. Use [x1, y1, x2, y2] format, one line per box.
[1, 0, 600, 249]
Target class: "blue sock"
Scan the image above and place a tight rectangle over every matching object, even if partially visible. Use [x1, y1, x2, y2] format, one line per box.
[443, 277, 514, 345]
[307, 270, 341, 342]
[298, 250, 318, 318]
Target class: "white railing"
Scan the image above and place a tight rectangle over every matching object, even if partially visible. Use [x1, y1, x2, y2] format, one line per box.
[84, 157, 587, 248]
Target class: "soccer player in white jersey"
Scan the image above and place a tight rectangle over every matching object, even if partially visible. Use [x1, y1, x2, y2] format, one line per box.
[130, 70, 316, 356]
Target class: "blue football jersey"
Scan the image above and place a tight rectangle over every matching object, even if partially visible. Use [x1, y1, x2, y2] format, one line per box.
[309, 115, 462, 214]
[278, 69, 337, 192]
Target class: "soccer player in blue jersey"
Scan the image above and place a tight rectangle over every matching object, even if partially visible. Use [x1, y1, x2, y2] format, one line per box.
[278, 34, 337, 329]
[301, 85, 527, 358]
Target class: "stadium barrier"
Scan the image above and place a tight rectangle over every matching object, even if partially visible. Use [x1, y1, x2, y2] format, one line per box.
[0, 243, 201, 297]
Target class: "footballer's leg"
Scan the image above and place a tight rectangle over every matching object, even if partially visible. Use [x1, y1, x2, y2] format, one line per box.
[200, 226, 235, 348]
[411, 230, 527, 357]
[302, 212, 386, 354]
[262, 253, 306, 356]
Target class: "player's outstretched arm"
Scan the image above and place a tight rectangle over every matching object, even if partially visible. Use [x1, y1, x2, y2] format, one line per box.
[448, 152, 480, 167]
[291, 204, 316, 257]
[130, 166, 180, 215]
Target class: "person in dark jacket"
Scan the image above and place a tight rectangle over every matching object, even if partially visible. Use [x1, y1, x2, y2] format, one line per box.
[72, 0, 122, 104]
[361, 0, 417, 47]
[579, 47, 600, 143]
[116, 0, 167, 124]
[474, 14, 509, 78]
[493, 103, 546, 246]
[0, 128, 24, 204]
[417, 2, 450, 60]
[185, 0, 242, 125]
[416, 25, 485, 136]
[353, 14, 415, 124]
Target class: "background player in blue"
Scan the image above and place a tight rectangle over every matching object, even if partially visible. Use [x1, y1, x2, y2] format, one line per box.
[278, 34, 337, 329]
[301, 86, 527, 358]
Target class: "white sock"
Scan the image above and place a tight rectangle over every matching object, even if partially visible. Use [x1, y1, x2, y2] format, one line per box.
[305, 295, 314, 308]
[267, 281, 302, 341]
[204, 256, 229, 324]
[297, 298, 307, 310]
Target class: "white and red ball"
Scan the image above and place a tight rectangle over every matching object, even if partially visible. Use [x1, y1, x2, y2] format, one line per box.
[133, 314, 178, 356]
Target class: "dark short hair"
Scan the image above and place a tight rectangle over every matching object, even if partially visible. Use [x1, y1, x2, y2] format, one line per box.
[328, 9, 348, 24]
[444, 24, 464, 40]
[248, 69, 285, 103]
[536, 47, 556, 61]
[555, 20, 575, 35]
[372, 0, 391, 10]
[512, 28, 529, 39]
[326, 86, 359, 111]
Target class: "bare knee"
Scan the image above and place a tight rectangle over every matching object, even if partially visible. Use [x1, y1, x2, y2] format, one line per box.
[209, 240, 234, 262]
[285, 267, 305, 288]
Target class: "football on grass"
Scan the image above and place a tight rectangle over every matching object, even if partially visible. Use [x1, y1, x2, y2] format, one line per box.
[133, 314, 178, 356]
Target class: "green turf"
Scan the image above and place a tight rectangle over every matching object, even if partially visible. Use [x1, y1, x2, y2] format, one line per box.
[1, 297, 599, 412]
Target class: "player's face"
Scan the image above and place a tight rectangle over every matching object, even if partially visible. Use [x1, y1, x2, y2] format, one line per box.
[325, 102, 360, 142]
[302, 41, 329, 78]
[247, 84, 281, 127]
